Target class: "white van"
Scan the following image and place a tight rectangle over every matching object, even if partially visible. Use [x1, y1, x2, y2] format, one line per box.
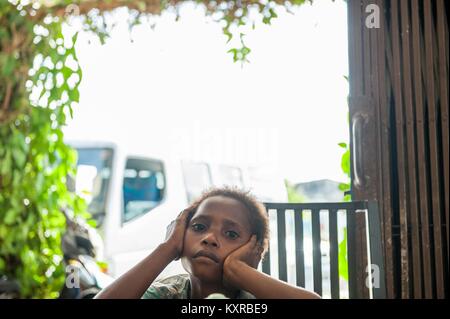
[67, 140, 287, 279]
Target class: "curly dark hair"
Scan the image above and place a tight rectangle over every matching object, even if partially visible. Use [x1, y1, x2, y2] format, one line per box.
[184, 187, 270, 255]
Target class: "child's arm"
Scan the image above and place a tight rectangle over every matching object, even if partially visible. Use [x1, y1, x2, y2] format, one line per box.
[94, 210, 189, 299]
[223, 235, 321, 299]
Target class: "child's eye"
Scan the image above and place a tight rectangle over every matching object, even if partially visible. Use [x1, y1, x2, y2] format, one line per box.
[225, 230, 239, 239]
[192, 223, 206, 232]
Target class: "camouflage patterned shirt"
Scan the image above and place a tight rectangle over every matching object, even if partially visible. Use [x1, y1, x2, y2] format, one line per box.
[141, 274, 255, 299]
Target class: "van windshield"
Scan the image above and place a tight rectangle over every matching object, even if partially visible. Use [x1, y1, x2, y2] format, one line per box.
[71, 147, 114, 225]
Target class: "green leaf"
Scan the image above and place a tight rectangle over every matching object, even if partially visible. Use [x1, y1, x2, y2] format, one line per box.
[4, 209, 17, 225]
[338, 142, 347, 148]
[2, 55, 16, 76]
[12, 148, 26, 168]
[1, 149, 12, 175]
[241, 46, 251, 55]
[269, 8, 278, 19]
[72, 32, 79, 45]
[87, 219, 97, 228]
[223, 26, 232, 43]
[68, 88, 79, 102]
[61, 66, 73, 79]
[341, 149, 350, 176]
[227, 48, 238, 62]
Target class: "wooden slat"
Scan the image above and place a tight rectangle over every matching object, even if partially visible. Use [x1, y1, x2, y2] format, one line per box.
[436, 0, 449, 270]
[377, 0, 396, 298]
[346, 209, 357, 298]
[400, 0, 423, 298]
[383, 2, 394, 87]
[348, 0, 378, 299]
[294, 209, 305, 288]
[367, 202, 387, 298]
[276, 208, 287, 282]
[329, 209, 339, 299]
[362, 0, 372, 97]
[348, 0, 363, 97]
[311, 209, 322, 296]
[359, 1, 381, 203]
[411, 0, 434, 298]
[347, 12, 365, 294]
[423, 0, 445, 298]
[355, 209, 370, 298]
[390, 0, 411, 298]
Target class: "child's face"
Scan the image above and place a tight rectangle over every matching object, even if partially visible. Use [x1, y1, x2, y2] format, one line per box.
[181, 196, 253, 283]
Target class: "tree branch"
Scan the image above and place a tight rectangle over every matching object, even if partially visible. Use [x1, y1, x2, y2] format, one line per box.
[1, 81, 13, 114]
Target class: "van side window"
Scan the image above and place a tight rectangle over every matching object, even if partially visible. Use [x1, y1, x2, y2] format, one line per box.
[181, 161, 212, 203]
[122, 158, 165, 223]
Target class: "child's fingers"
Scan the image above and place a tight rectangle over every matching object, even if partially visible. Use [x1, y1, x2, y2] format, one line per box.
[177, 209, 188, 220]
[175, 209, 190, 227]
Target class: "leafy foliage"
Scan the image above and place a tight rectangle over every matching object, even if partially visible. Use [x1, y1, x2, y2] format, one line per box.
[1, 1, 88, 298]
[338, 227, 348, 281]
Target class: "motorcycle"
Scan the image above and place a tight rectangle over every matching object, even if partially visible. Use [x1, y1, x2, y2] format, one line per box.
[0, 276, 20, 299]
[59, 208, 114, 299]
[0, 209, 113, 299]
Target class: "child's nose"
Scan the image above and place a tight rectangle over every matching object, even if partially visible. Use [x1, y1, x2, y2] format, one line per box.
[201, 232, 220, 248]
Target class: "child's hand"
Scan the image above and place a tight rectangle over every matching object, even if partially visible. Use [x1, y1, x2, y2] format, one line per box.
[225, 235, 265, 268]
[223, 235, 265, 288]
[164, 209, 190, 260]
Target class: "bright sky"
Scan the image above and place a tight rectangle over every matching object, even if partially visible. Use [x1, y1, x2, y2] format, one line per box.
[64, 0, 349, 184]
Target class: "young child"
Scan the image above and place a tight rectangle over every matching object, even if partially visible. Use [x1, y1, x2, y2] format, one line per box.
[95, 187, 320, 299]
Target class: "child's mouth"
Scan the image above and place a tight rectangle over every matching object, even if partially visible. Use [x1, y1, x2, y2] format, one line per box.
[193, 251, 219, 263]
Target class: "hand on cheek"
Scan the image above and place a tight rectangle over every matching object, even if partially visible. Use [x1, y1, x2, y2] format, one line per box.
[222, 235, 266, 290]
[164, 209, 189, 260]
[224, 235, 265, 272]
